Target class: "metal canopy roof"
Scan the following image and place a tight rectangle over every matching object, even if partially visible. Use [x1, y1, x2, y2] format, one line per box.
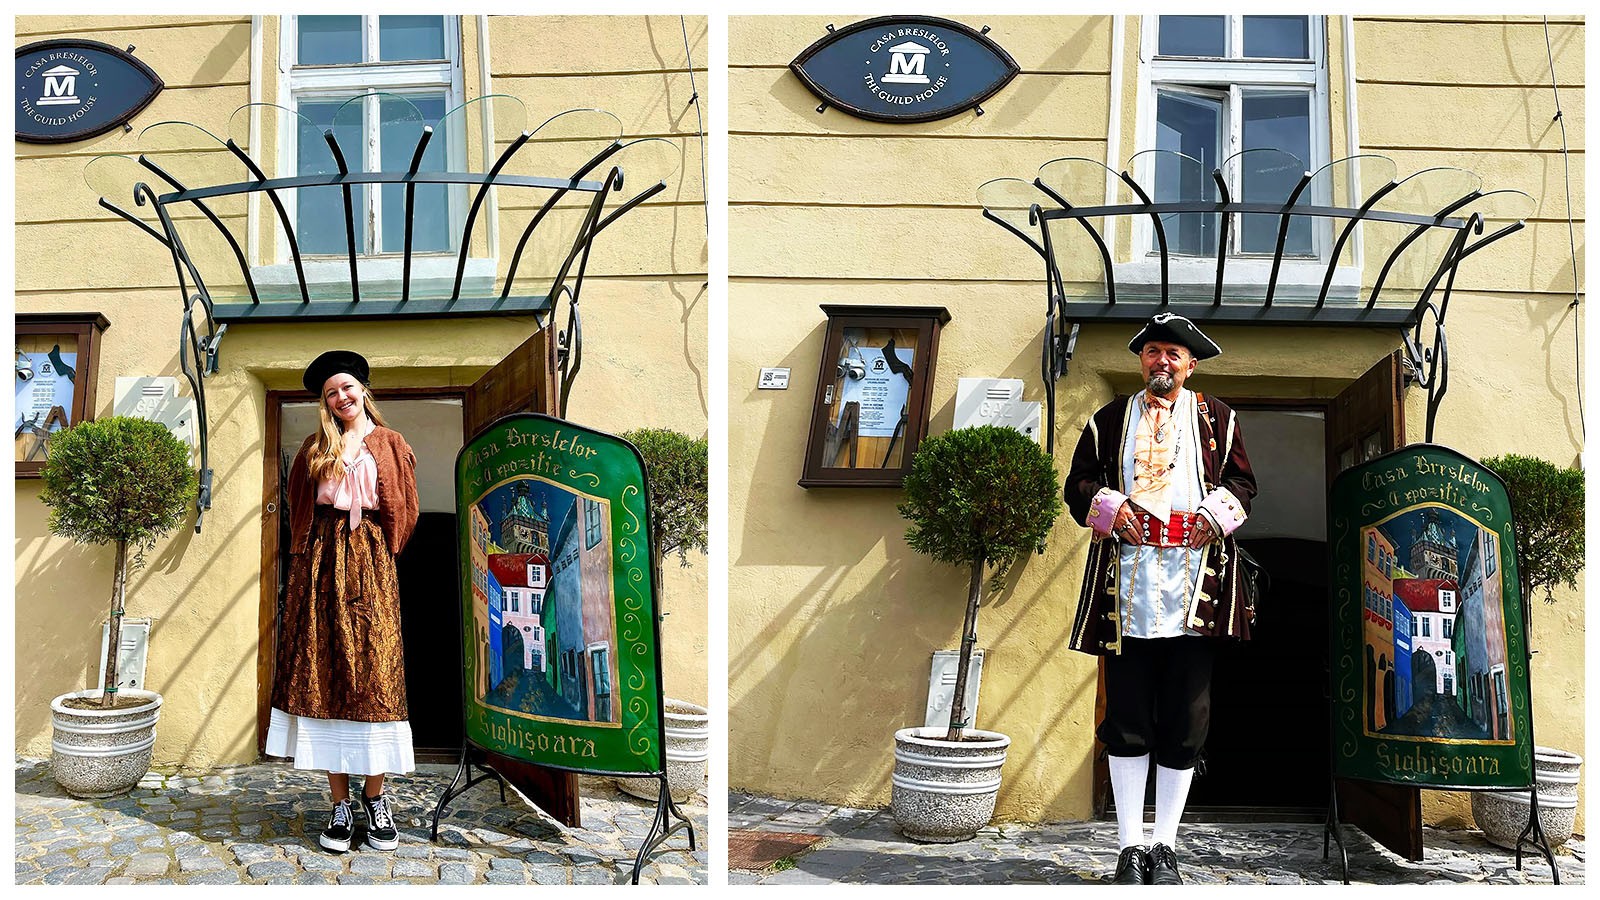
[86, 93, 680, 528]
[978, 149, 1535, 451]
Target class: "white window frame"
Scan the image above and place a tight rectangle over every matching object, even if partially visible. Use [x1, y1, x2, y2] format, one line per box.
[1127, 15, 1352, 301]
[257, 16, 494, 295]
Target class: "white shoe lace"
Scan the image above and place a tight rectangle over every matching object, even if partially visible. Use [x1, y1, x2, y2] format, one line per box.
[330, 801, 351, 829]
[367, 794, 394, 831]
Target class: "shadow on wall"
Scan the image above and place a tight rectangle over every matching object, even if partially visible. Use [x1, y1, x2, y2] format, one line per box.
[674, 280, 710, 419]
[729, 325, 1106, 818]
[15, 374, 268, 770]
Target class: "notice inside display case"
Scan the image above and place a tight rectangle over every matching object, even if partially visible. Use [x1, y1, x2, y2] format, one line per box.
[800, 305, 949, 488]
[15, 313, 109, 477]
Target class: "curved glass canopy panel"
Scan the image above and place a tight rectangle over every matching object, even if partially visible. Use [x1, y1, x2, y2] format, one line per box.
[502, 106, 623, 180]
[425, 102, 625, 300]
[1129, 149, 1221, 260]
[976, 176, 1054, 230]
[602, 136, 683, 214]
[418, 95, 531, 282]
[1037, 155, 1138, 209]
[134, 121, 256, 299]
[84, 154, 161, 227]
[497, 133, 678, 302]
[1361, 167, 1483, 304]
[1033, 156, 1133, 292]
[1225, 148, 1307, 257]
[1440, 189, 1538, 297]
[436, 94, 530, 175]
[1291, 154, 1399, 275]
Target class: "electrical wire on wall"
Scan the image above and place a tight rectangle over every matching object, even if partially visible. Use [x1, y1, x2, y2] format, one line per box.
[681, 16, 709, 238]
[1543, 17, 1583, 441]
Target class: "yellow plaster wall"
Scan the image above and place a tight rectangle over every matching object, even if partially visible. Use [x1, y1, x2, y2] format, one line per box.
[15, 15, 708, 768]
[729, 15, 1583, 827]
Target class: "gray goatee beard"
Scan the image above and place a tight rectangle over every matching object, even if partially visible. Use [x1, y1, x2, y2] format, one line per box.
[1147, 373, 1176, 395]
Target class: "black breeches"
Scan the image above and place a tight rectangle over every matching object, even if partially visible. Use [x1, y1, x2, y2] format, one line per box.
[1098, 636, 1217, 770]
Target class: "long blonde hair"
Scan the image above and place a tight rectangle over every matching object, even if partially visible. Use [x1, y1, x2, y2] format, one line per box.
[307, 390, 389, 483]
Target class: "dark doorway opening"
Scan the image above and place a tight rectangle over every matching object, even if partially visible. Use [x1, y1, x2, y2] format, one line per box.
[263, 391, 467, 763]
[1188, 404, 1331, 818]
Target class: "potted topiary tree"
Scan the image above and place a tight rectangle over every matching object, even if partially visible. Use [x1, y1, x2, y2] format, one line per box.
[1471, 454, 1584, 849]
[616, 428, 709, 802]
[39, 416, 196, 798]
[892, 425, 1062, 842]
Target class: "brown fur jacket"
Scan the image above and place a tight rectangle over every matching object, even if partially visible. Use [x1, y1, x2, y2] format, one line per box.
[287, 425, 420, 557]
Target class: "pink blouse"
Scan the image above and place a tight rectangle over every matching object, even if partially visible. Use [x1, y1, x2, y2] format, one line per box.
[316, 444, 380, 532]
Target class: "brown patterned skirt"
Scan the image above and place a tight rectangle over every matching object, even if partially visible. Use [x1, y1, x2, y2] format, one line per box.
[271, 505, 409, 722]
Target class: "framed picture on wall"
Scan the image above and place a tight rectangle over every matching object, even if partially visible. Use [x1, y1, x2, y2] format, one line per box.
[15, 313, 109, 478]
[799, 305, 950, 488]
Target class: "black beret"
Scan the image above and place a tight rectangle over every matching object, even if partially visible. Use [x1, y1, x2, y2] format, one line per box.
[1127, 313, 1221, 360]
[303, 350, 371, 394]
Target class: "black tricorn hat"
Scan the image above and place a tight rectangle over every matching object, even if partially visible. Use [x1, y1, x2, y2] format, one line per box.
[1127, 313, 1222, 360]
[302, 350, 371, 394]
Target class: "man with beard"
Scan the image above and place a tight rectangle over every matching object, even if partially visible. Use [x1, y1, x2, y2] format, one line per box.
[1064, 313, 1257, 885]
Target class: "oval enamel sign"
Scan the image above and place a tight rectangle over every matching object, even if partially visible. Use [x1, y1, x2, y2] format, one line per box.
[16, 39, 165, 144]
[790, 16, 1020, 124]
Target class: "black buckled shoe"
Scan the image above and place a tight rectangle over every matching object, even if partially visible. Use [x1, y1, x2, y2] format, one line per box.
[360, 792, 400, 851]
[1148, 842, 1183, 885]
[1113, 845, 1151, 885]
[319, 799, 354, 853]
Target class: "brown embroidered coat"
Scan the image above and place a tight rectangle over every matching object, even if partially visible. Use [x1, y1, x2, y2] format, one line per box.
[1063, 392, 1257, 655]
[274, 424, 421, 723]
[288, 425, 421, 558]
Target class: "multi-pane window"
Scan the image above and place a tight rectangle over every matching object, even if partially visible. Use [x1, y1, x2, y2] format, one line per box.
[585, 499, 603, 550]
[284, 15, 462, 256]
[590, 646, 612, 720]
[1142, 15, 1326, 259]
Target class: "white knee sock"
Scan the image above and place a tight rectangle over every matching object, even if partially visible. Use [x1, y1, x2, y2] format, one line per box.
[1108, 753, 1151, 849]
[1152, 764, 1195, 848]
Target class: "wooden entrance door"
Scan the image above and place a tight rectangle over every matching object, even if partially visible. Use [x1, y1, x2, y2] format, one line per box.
[1327, 350, 1423, 860]
[460, 330, 584, 827]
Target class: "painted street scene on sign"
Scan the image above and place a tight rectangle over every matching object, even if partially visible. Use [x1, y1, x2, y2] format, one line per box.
[1360, 506, 1512, 744]
[467, 477, 620, 728]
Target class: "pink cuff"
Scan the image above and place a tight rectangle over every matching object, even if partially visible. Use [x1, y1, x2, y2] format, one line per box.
[1087, 488, 1128, 538]
[1198, 487, 1247, 537]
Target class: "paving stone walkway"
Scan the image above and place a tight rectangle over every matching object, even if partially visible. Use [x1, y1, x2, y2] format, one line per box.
[14, 757, 704, 885]
[729, 792, 1583, 885]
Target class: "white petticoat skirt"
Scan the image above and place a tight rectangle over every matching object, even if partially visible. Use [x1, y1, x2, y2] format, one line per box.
[265, 707, 415, 776]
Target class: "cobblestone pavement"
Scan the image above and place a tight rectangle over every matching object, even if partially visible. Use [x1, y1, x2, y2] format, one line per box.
[15, 757, 704, 885]
[729, 792, 1584, 885]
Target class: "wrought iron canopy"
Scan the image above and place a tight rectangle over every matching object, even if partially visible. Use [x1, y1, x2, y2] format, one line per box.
[87, 93, 681, 528]
[979, 149, 1534, 451]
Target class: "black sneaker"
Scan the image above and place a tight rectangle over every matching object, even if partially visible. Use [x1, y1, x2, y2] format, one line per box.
[319, 799, 354, 853]
[1113, 845, 1151, 885]
[1148, 842, 1183, 885]
[360, 791, 400, 851]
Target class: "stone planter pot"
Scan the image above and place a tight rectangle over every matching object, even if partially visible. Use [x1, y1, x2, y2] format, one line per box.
[616, 699, 708, 802]
[891, 726, 1010, 843]
[50, 689, 163, 799]
[1471, 747, 1583, 850]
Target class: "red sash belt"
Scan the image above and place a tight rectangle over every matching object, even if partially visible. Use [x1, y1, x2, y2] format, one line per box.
[1133, 511, 1200, 547]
